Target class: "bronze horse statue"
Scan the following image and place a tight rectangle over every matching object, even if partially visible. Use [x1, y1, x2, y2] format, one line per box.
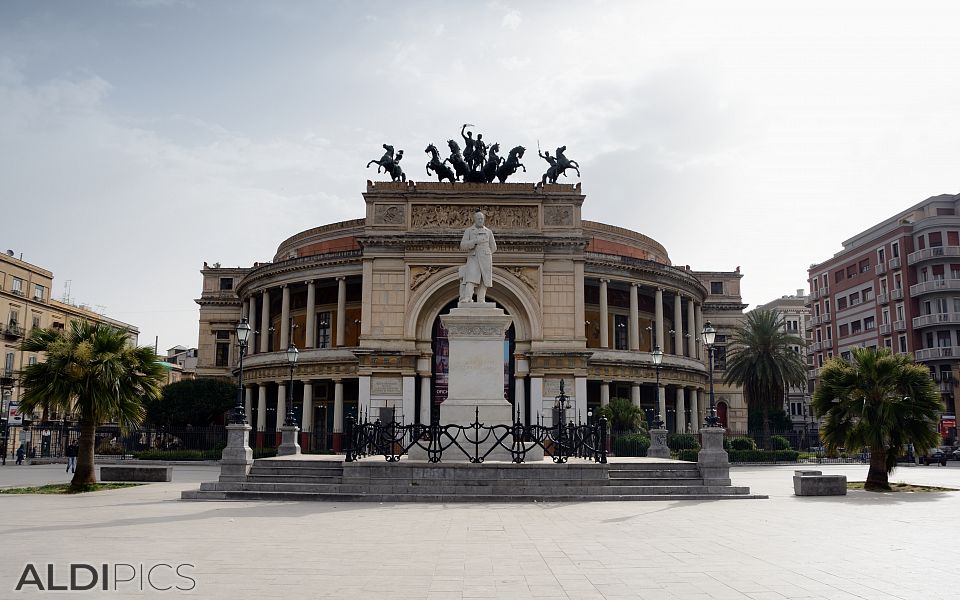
[481, 143, 502, 183]
[539, 145, 580, 185]
[444, 140, 469, 181]
[495, 146, 526, 183]
[366, 144, 406, 182]
[425, 144, 456, 183]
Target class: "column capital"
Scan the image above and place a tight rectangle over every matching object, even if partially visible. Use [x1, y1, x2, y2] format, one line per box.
[599, 278, 609, 284]
[630, 281, 639, 288]
[336, 275, 346, 282]
[305, 279, 315, 285]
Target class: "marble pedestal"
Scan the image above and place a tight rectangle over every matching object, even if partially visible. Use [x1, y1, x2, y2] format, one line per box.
[697, 427, 731, 486]
[219, 423, 253, 482]
[434, 302, 515, 461]
[277, 425, 301, 456]
[647, 428, 671, 459]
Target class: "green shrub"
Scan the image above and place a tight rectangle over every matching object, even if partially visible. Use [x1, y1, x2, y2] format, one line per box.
[253, 447, 277, 459]
[133, 449, 221, 461]
[727, 449, 799, 462]
[612, 433, 650, 457]
[667, 433, 701, 451]
[723, 437, 732, 450]
[95, 440, 126, 455]
[729, 436, 756, 451]
[770, 435, 792, 450]
[676, 449, 699, 462]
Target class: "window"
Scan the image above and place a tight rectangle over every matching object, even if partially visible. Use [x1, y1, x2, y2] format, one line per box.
[818, 354, 824, 367]
[898, 335, 907, 353]
[824, 299, 831, 314]
[949, 231, 960, 246]
[880, 278, 888, 294]
[710, 281, 724, 294]
[11, 277, 23, 295]
[219, 278, 234, 291]
[317, 311, 332, 348]
[896, 303, 904, 321]
[882, 308, 890, 324]
[8, 309, 19, 327]
[614, 314, 628, 350]
[839, 324, 849, 336]
[858, 258, 870, 273]
[846, 265, 856, 279]
[891, 241, 900, 258]
[884, 337, 892, 348]
[841, 351, 852, 361]
[31, 315, 40, 330]
[835, 270, 844, 284]
[929, 232, 943, 247]
[894, 273, 902, 290]
[851, 321, 862, 334]
[33, 284, 44, 300]
[917, 235, 926, 250]
[861, 287, 873, 301]
[27, 356, 36, 366]
[849, 292, 860, 306]
[878, 247, 886, 263]
[816, 329, 822, 343]
[215, 331, 231, 340]
[837, 297, 847, 310]
[4, 352, 13, 373]
[786, 319, 799, 332]
[713, 344, 727, 370]
[864, 316, 875, 330]
[825, 326, 832, 340]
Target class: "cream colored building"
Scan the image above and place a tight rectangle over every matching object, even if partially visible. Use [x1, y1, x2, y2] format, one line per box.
[196, 182, 748, 450]
[1, 251, 139, 421]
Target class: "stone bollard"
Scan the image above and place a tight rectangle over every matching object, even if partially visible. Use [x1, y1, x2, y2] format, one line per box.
[277, 425, 301, 456]
[697, 427, 731, 486]
[647, 428, 671, 459]
[220, 423, 253, 482]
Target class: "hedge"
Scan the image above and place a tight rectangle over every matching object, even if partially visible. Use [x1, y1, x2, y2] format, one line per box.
[770, 435, 792, 450]
[667, 433, 701, 451]
[728, 449, 799, 463]
[133, 449, 222, 461]
[612, 433, 650, 457]
[729, 436, 756, 451]
[676, 449, 699, 462]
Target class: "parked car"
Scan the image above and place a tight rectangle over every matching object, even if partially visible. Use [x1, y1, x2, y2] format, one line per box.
[951, 448, 960, 461]
[920, 448, 947, 466]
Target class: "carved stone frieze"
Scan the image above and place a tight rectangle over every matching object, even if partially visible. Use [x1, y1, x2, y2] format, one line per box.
[445, 324, 508, 337]
[502, 266, 538, 292]
[410, 204, 537, 230]
[374, 204, 405, 225]
[543, 205, 574, 226]
[409, 265, 444, 291]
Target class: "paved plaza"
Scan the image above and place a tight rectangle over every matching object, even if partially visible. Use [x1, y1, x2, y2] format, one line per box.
[1, 461, 959, 599]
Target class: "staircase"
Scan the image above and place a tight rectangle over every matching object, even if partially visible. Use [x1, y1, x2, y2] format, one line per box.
[182, 458, 765, 502]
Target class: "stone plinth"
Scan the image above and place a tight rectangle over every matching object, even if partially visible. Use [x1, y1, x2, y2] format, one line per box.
[277, 425, 301, 456]
[793, 470, 847, 496]
[438, 302, 514, 461]
[697, 427, 731, 486]
[220, 423, 253, 482]
[101, 466, 172, 482]
[647, 428, 670, 459]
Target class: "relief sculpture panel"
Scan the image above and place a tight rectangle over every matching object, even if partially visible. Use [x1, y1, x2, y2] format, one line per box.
[410, 204, 537, 231]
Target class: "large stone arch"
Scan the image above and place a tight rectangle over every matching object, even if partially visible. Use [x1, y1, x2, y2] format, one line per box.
[406, 266, 542, 343]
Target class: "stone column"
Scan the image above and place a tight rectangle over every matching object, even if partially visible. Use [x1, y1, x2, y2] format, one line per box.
[305, 280, 316, 348]
[631, 382, 641, 409]
[575, 376, 587, 422]
[248, 294, 258, 355]
[332, 378, 345, 452]
[276, 383, 286, 446]
[259, 289, 271, 353]
[256, 384, 267, 447]
[402, 376, 416, 425]
[336, 276, 347, 347]
[358, 375, 371, 421]
[655, 288, 664, 351]
[241, 299, 249, 322]
[600, 381, 610, 408]
[657, 384, 666, 428]
[687, 300, 697, 358]
[674, 292, 683, 356]
[514, 355, 528, 424]
[301, 381, 313, 450]
[689, 388, 699, 432]
[280, 284, 291, 350]
[696, 303, 704, 360]
[676, 387, 686, 433]
[599, 279, 610, 348]
[629, 283, 640, 351]
[244, 385, 253, 424]
[530, 377, 544, 425]
[419, 375, 432, 425]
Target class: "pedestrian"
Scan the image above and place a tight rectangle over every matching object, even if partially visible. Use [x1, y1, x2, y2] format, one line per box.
[65, 442, 78, 473]
[15, 445, 25, 466]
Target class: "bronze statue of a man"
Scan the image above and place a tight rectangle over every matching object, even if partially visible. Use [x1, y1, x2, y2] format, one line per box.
[458, 210, 497, 303]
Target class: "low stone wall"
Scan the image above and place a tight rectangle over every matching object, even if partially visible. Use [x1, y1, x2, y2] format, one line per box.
[100, 466, 172, 482]
[793, 470, 847, 496]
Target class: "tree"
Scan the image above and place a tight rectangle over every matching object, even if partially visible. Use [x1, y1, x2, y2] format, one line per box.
[145, 378, 237, 427]
[723, 309, 806, 447]
[812, 347, 942, 491]
[597, 398, 647, 433]
[18, 322, 166, 489]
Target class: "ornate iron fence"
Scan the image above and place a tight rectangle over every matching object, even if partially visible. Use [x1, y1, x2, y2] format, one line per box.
[345, 410, 607, 464]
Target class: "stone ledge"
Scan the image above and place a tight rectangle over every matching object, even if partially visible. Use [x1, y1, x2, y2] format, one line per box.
[100, 465, 172, 482]
[793, 470, 847, 496]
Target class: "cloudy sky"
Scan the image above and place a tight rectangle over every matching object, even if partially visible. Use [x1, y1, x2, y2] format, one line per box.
[2, 0, 959, 351]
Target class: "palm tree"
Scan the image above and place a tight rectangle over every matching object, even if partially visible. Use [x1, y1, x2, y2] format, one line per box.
[723, 309, 806, 447]
[597, 398, 647, 433]
[18, 322, 166, 489]
[812, 347, 942, 491]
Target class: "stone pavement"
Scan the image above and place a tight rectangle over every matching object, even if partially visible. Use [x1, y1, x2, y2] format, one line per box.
[1, 461, 959, 599]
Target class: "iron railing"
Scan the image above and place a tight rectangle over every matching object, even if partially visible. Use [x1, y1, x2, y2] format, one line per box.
[344, 411, 608, 464]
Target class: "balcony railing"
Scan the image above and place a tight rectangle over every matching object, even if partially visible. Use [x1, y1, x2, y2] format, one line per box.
[915, 346, 960, 361]
[821, 312, 832, 323]
[889, 288, 904, 301]
[809, 341, 822, 353]
[10, 289, 24, 297]
[913, 313, 960, 328]
[811, 286, 828, 300]
[893, 320, 907, 332]
[875, 262, 887, 275]
[910, 279, 960, 295]
[907, 246, 960, 265]
[3, 324, 24, 339]
[879, 323, 893, 335]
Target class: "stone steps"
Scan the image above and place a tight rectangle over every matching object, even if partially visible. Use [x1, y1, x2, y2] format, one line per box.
[183, 457, 765, 502]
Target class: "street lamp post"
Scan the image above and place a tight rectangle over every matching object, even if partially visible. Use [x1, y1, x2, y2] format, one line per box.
[284, 344, 299, 427]
[651, 345, 664, 429]
[231, 318, 252, 425]
[701, 321, 721, 428]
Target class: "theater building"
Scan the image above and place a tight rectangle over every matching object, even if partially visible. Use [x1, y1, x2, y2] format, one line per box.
[196, 182, 747, 450]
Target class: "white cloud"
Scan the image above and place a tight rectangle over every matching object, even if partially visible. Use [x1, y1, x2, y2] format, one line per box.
[501, 10, 522, 30]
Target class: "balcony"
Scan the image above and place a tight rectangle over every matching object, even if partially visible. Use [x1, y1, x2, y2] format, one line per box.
[3, 324, 24, 339]
[888, 256, 902, 269]
[810, 367, 822, 378]
[811, 286, 828, 300]
[809, 341, 822, 353]
[10, 289, 24, 297]
[821, 312, 832, 324]
[915, 346, 960, 361]
[910, 279, 960, 295]
[879, 323, 893, 335]
[913, 313, 960, 328]
[907, 246, 960, 265]
[875, 262, 887, 275]
[893, 320, 907, 332]
[889, 288, 904, 301]
[0, 368, 14, 383]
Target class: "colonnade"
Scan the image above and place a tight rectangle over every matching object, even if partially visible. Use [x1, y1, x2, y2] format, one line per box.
[596, 279, 703, 357]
